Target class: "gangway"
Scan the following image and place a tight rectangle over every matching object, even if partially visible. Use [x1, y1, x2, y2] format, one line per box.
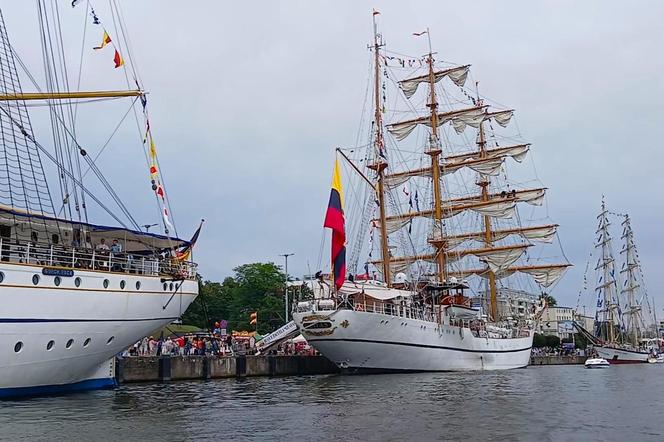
[255, 321, 300, 354]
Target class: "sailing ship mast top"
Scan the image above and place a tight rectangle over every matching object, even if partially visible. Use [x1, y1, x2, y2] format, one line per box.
[367, 11, 391, 286]
[421, 28, 447, 287]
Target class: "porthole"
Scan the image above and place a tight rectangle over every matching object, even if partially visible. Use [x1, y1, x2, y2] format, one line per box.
[66, 339, 74, 349]
[75, 277, 81, 287]
[163, 282, 167, 291]
[83, 338, 91, 348]
[103, 279, 109, 289]
[54, 276, 61, 287]
[47, 340, 55, 351]
[14, 341, 23, 353]
[169, 282, 174, 291]
[32, 274, 40, 285]
[106, 336, 115, 345]
[135, 281, 141, 290]
[0, 271, 4, 283]
[120, 280, 126, 290]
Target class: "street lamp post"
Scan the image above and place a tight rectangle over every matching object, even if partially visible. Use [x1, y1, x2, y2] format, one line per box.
[280, 253, 294, 322]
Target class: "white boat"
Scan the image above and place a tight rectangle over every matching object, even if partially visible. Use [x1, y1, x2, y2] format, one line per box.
[0, 5, 199, 397]
[294, 283, 534, 372]
[595, 345, 658, 364]
[293, 13, 569, 372]
[584, 357, 610, 368]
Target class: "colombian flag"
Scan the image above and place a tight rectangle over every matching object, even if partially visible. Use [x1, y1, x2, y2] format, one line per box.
[324, 159, 346, 290]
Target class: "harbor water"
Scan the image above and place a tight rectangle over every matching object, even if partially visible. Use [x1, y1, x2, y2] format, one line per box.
[1, 365, 663, 441]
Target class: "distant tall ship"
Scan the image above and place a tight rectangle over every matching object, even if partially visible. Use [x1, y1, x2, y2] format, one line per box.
[0, 4, 199, 397]
[577, 199, 661, 363]
[293, 14, 570, 372]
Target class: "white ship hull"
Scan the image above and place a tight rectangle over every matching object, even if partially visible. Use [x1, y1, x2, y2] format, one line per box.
[596, 346, 652, 364]
[293, 309, 533, 372]
[0, 263, 197, 397]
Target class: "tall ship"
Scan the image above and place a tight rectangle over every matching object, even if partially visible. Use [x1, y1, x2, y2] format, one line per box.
[293, 14, 570, 372]
[576, 199, 661, 363]
[0, 3, 199, 397]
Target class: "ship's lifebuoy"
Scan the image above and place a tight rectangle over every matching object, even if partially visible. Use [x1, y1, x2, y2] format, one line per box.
[356, 304, 364, 312]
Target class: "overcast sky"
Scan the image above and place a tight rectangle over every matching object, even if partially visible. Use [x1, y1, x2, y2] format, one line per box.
[3, 1, 663, 311]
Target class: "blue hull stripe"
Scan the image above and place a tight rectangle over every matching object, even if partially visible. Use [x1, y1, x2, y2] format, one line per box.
[0, 377, 116, 399]
[0, 317, 177, 323]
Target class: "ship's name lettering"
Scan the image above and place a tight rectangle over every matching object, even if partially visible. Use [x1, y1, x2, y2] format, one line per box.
[42, 268, 74, 277]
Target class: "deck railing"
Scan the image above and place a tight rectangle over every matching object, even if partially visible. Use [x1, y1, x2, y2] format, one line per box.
[0, 238, 197, 279]
[297, 298, 528, 339]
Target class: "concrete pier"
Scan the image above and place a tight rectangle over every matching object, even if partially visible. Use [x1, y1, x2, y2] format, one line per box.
[115, 354, 584, 384]
[529, 355, 585, 366]
[116, 355, 340, 384]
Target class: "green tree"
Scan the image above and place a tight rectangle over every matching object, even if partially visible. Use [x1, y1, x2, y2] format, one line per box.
[181, 262, 286, 335]
[544, 335, 560, 348]
[533, 333, 546, 348]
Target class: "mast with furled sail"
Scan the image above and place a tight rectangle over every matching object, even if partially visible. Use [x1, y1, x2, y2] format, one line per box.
[367, 10, 391, 286]
[345, 13, 570, 321]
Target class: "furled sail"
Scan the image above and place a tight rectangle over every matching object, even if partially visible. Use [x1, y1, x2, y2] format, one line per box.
[398, 65, 470, 99]
[384, 156, 505, 188]
[448, 264, 570, 287]
[445, 143, 530, 165]
[441, 156, 504, 176]
[374, 198, 517, 233]
[517, 265, 569, 287]
[384, 144, 532, 189]
[375, 188, 547, 232]
[431, 224, 558, 249]
[475, 245, 529, 273]
[371, 244, 530, 275]
[485, 110, 514, 127]
[387, 106, 487, 141]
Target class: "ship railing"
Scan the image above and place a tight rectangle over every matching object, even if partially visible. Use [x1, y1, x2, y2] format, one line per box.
[352, 299, 435, 323]
[0, 238, 197, 279]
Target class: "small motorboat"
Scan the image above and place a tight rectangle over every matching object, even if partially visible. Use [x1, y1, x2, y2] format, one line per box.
[585, 357, 610, 368]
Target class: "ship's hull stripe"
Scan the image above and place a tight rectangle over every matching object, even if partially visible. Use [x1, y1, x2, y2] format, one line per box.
[307, 337, 532, 354]
[0, 377, 116, 399]
[0, 317, 178, 323]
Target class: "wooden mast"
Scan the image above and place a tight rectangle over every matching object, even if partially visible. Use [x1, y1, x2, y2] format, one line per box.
[423, 30, 446, 285]
[367, 12, 391, 286]
[477, 106, 498, 320]
[0, 90, 144, 100]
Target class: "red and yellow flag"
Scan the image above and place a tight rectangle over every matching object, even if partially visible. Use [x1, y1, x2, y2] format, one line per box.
[113, 49, 124, 68]
[323, 158, 346, 290]
[93, 31, 112, 50]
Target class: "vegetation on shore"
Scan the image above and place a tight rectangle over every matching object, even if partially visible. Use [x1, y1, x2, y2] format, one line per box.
[182, 262, 289, 335]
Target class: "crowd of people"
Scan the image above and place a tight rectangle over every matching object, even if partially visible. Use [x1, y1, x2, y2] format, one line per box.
[122, 333, 315, 358]
[531, 346, 586, 357]
[123, 334, 233, 357]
